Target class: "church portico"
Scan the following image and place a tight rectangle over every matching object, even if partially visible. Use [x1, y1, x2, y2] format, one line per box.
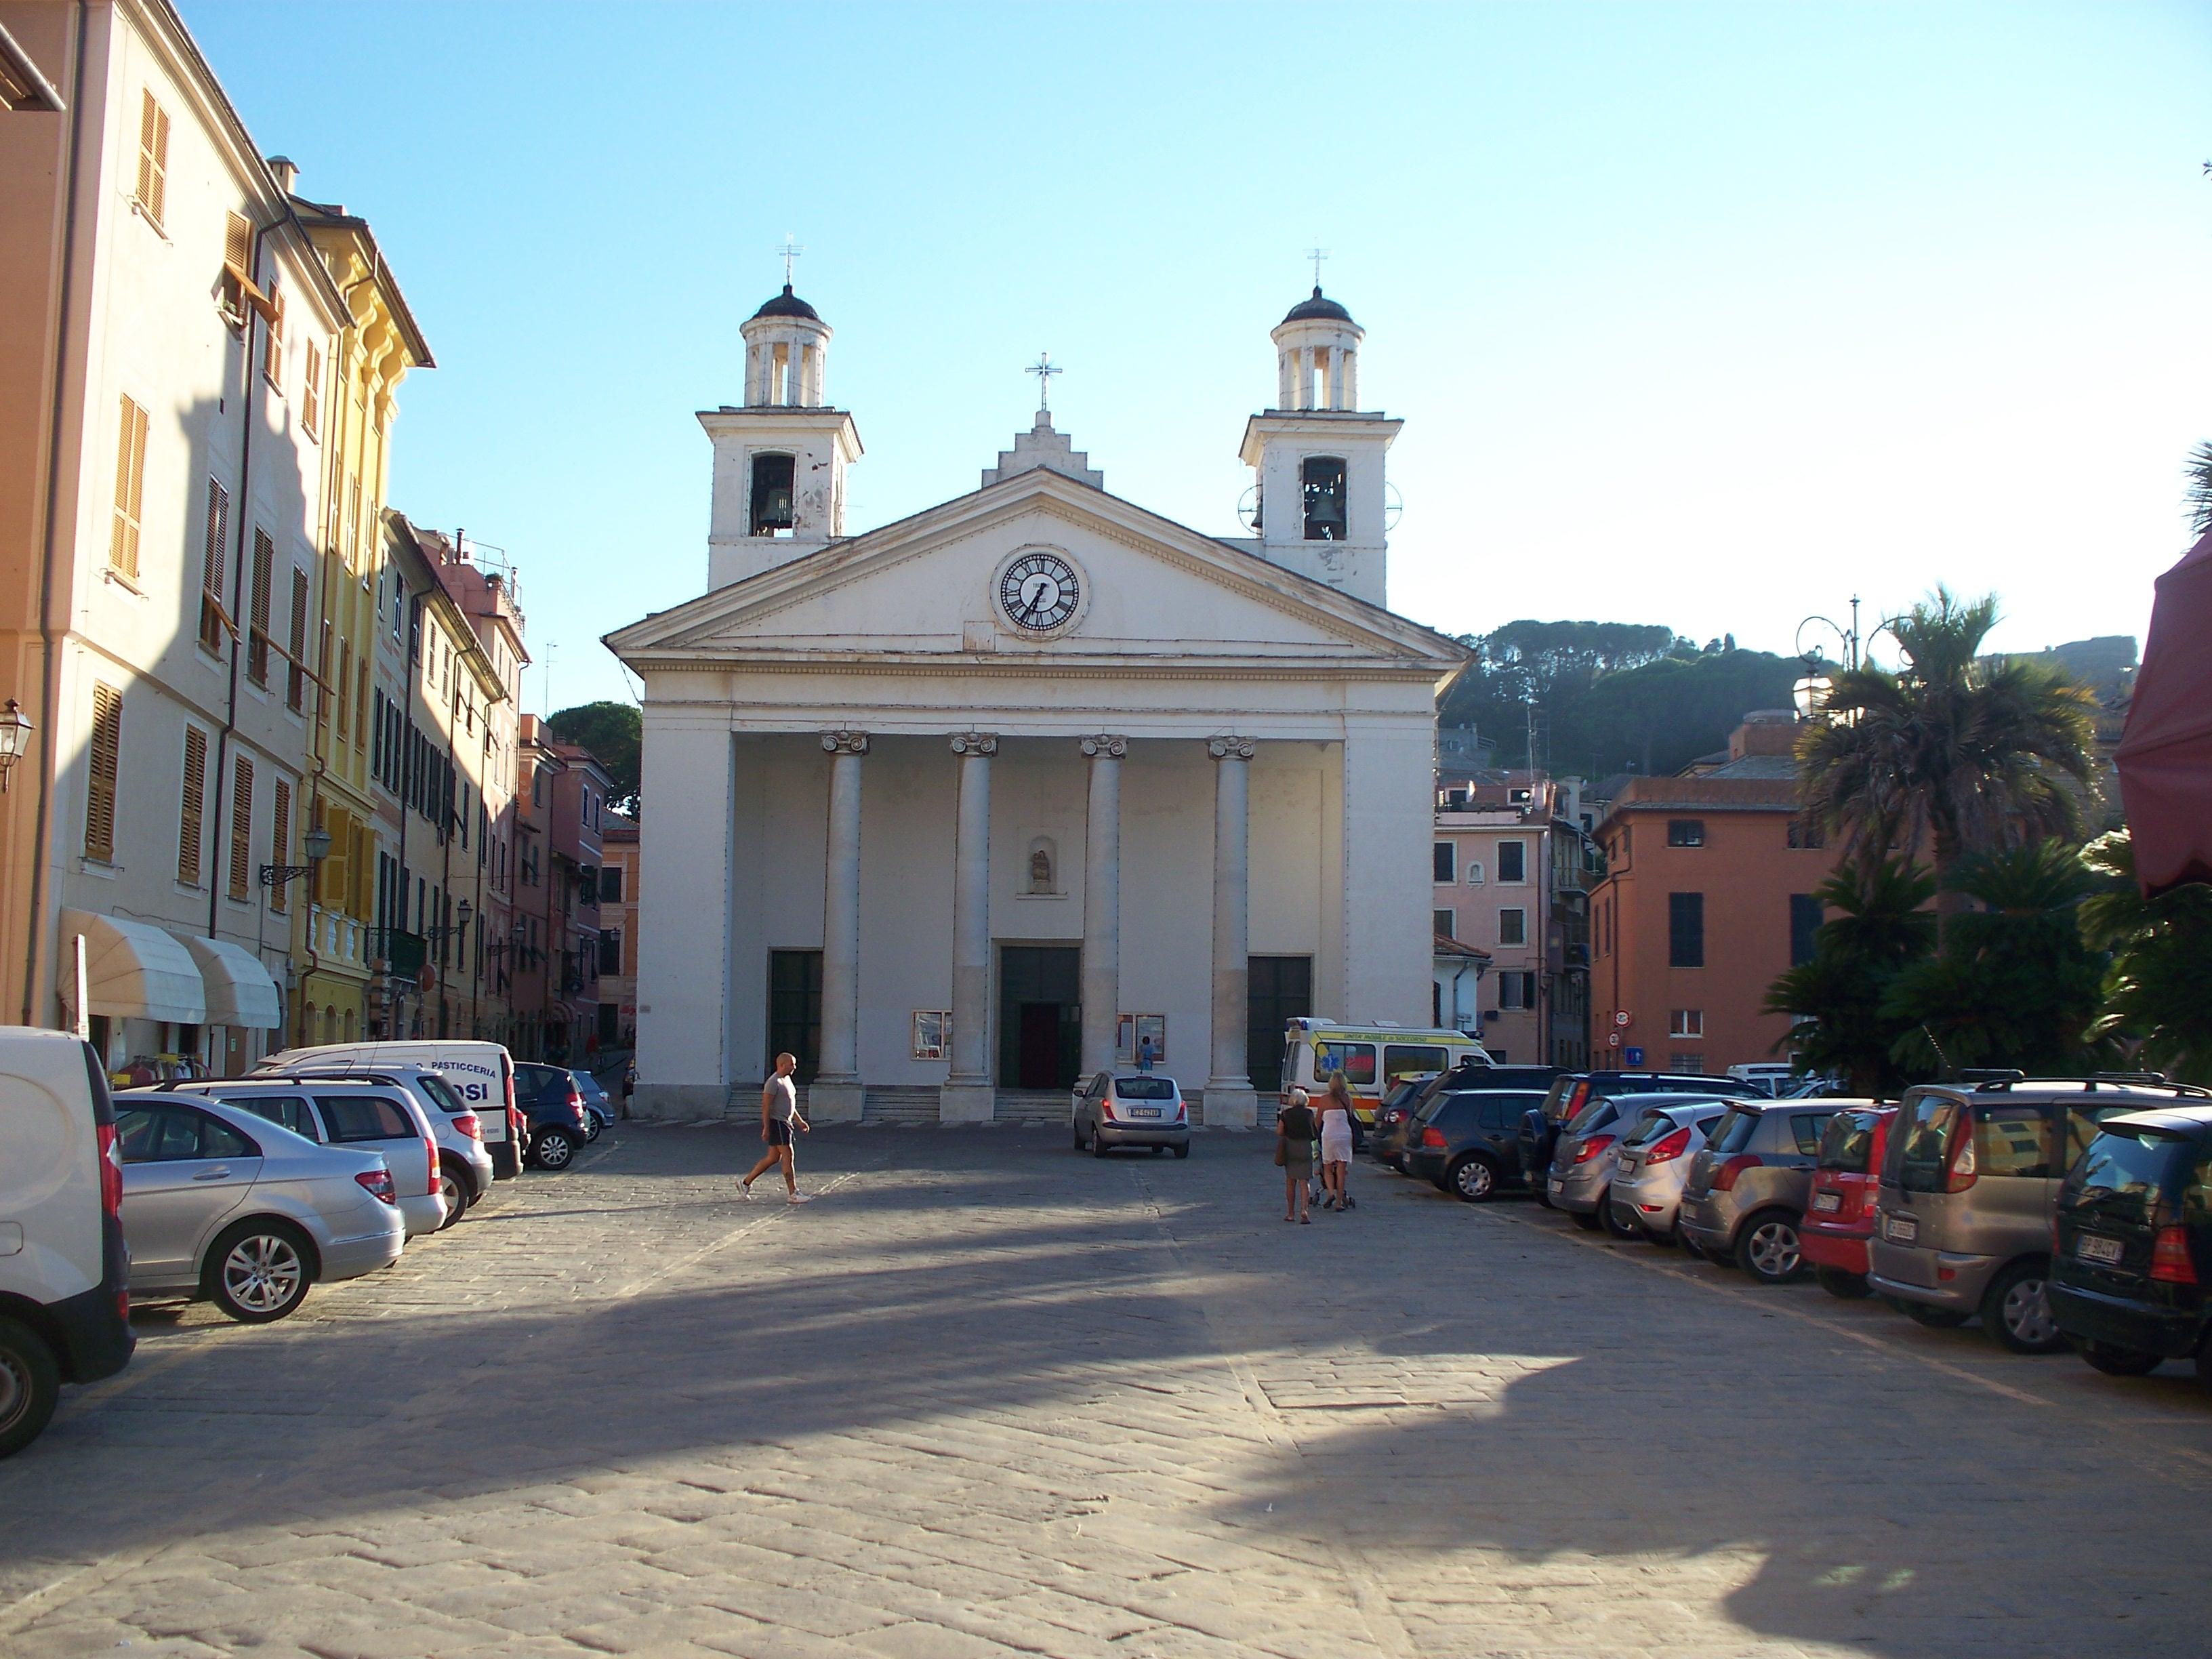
[611, 277, 1467, 1128]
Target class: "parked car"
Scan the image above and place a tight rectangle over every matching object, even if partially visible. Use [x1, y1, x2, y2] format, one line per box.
[113, 1092, 404, 1322]
[1544, 1092, 1679, 1233]
[1870, 1076, 2209, 1353]
[575, 1070, 614, 1140]
[1404, 1089, 1551, 1201]
[1727, 1063, 1801, 1097]
[1367, 1073, 1439, 1170]
[0, 1029, 135, 1458]
[245, 1063, 493, 1223]
[1801, 1105, 1898, 1299]
[1519, 1071, 1762, 1202]
[2049, 1104, 2212, 1380]
[1605, 1098, 1735, 1243]
[154, 1079, 446, 1239]
[1677, 1097, 1856, 1283]
[511, 1063, 593, 1170]
[261, 1040, 523, 1179]
[1073, 1071, 1191, 1157]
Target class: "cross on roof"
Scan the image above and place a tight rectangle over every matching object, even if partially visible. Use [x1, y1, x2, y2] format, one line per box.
[777, 236, 804, 285]
[1027, 352, 1061, 411]
[1307, 246, 1329, 287]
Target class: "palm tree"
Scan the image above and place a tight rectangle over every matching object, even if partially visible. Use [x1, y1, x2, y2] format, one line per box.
[1797, 588, 2099, 931]
[1762, 857, 1936, 1097]
[2186, 440, 2212, 537]
[2081, 831, 2212, 1084]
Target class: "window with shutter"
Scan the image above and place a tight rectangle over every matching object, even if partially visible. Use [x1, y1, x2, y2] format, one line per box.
[247, 530, 272, 684]
[286, 569, 308, 711]
[135, 91, 168, 226]
[110, 396, 148, 577]
[197, 478, 228, 650]
[354, 661, 369, 753]
[301, 340, 322, 436]
[228, 757, 253, 899]
[223, 211, 251, 276]
[336, 640, 350, 741]
[350, 823, 372, 919]
[85, 683, 123, 863]
[177, 726, 207, 886]
[261, 275, 285, 386]
[269, 780, 291, 914]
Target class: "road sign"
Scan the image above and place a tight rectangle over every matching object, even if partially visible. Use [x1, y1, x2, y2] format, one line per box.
[1624, 1046, 1644, 1067]
[1614, 1010, 1631, 1027]
[1607, 1032, 1621, 1048]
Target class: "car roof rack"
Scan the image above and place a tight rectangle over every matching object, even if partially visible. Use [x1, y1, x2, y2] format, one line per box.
[1967, 1072, 2210, 1097]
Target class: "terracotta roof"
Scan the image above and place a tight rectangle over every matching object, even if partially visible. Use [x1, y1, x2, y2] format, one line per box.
[1433, 934, 1492, 960]
[1600, 774, 1802, 817]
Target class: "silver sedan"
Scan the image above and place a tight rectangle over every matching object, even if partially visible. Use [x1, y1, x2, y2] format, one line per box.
[115, 1092, 405, 1323]
[1607, 1099, 1732, 1243]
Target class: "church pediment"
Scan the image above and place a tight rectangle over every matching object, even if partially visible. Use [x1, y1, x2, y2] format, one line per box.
[607, 464, 1466, 677]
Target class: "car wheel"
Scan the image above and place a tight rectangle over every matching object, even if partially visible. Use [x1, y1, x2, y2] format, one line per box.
[1983, 1260, 2066, 1355]
[1172, 1143, 1189, 1160]
[1900, 1301, 1969, 1329]
[436, 1163, 470, 1228]
[1815, 1266, 1870, 1300]
[1448, 1155, 1498, 1204]
[1738, 1210, 1807, 1284]
[205, 1219, 314, 1324]
[2077, 1340, 2162, 1378]
[1601, 1197, 1640, 1240]
[1569, 1205, 1603, 1232]
[584, 1112, 603, 1144]
[1072, 1118, 1086, 1151]
[532, 1127, 577, 1171]
[0, 1315, 61, 1460]
[1678, 1231, 1707, 1261]
[1092, 1128, 1111, 1158]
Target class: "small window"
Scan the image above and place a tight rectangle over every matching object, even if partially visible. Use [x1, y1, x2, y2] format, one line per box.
[1669, 1009, 1703, 1038]
[750, 453, 796, 536]
[269, 780, 291, 916]
[1790, 1113, 1834, 1157]
[1498, 907, 1527, 947]
[228, 756, 254, 900]
[1300, 455, 1347, 541]
[302, 339, 323, 436]
[226, 1094, 318, 1139]
[1497, 840, 1527, 884]
[1498, 970, 1536, 1011]
[1433, 840, 1455, 883]
[110, 396, 149, 577]
[1313, 1041, 1376, 1088]
[1667, 819, 1705, 848]
[247, 529, 274, 685]
[1668, 893, 1704, 968]
[1666, 1052, 1705, 1074]
[600, 865, 624, 903]
[318, 1094, 415, 1141]
[1790, 894, 1822, 967]
[261, 272, 285, 387]
[1433, 908, 1455, 938]
[134, 91, 169, 226]
[1384, 1045, 1448, 1086]
[198, 478, 230, 650]
[178, 726, 208, 886]
[85, 682, 123, 863]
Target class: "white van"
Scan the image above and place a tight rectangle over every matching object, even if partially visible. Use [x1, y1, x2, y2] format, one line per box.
[1277, 1019, 1492, 1125]
[1725, 1063, 1800, 1098]
[259, 1041, 523, 1179]
[0, 1027, 136, 1457]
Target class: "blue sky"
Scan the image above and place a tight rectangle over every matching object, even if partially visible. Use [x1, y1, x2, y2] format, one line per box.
[182, 1, 2212, 713]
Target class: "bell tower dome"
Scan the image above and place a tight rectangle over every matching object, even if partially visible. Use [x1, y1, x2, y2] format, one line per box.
[700, 282, 863, 592]
[1237, 286, 1401, 609]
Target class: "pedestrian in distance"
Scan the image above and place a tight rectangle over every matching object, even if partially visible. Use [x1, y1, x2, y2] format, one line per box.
[1138, 1033, 1155, 1073]
[620, 1060, 636, 1122]
[1317, 1069, 1357, 1211]
[1277, 1086, 1316, 1223]
[740, 1052, 810, 1204]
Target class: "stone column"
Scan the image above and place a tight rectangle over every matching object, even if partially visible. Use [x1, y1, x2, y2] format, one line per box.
[1079, 735, 1126, 1078]
[939, 732, 997, 1124]
[810, 729, 867, 1122]
[1202, 736, 1258, 1128]
[1327, 346, 1344, 410]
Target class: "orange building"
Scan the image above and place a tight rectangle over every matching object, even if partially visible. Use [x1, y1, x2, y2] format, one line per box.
[1589, 714, 1843, 1074]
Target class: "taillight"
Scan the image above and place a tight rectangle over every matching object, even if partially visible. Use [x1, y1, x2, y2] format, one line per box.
[356, 1168, 397, 1206]
[456, 1112, 482, 1141]
[424, 1132, 438, 1189]
[1645, 1127, 1693, 1165]
[2150, 1225, 2198, 1286]
[1572, 1134, 1616, 1165]
[1712, 1153, 1762, 1191]
[1420, 1126, 1447, 1149]
[96, 1122, 124, 1218]
[1099, 1099, 1115, 1122]
[1946, 1129, 1978, 1193]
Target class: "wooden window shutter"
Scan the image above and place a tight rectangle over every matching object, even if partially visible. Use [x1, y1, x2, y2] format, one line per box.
[177, 726, 207, 886]
[350, 823, 371, 919]
[136, 91, 168, 224]
[224, 211, 251, 276]
[287, 569, 309, 711]
[228, 756, 254, 900]
[302, 340, 322, 434]
[319, 804, 350, 911]
[262, 278, 285, 384]
[198, 478, 229, 650]
[247, 529, 273, 683]
[269, 780, 291, 914]
[85, 682, 122, 863]
[336, 640, 350, 741]
[354, 659, 369, 753]
[109, 396, 147, 576]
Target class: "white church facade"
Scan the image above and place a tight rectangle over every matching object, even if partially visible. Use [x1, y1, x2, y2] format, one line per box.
[607, 282, 1467, 1126]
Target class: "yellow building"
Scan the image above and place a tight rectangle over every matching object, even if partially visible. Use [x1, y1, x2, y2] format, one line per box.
[287, 188, 432, 1046]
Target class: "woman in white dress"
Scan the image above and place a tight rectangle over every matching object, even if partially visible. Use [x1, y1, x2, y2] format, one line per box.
[1317, 1071, 1357, 1211]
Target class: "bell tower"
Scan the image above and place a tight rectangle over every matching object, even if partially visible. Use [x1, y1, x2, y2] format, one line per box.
[1237, 285, 1400, 609]
[701, 281, 863, 591]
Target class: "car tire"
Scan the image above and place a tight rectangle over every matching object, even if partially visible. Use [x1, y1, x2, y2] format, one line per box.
[436, 1162, 471, 1228]
[1738, 1210, 1807, 1284]
[1815, 1266, 1870, 1300]
[204, 1218, 315, 1324]
[1448, 1155, 1498, 1204]
[1678, 1231, 1707, 1261]
[1172, 1144, 1189, 1160]
[1569, 1205, 1603, 1232]
[1533, 1185, 1553, 1209]
[0, 1315, 61, 1460]
[2077, 1340, 2162, 1378]
[1601, 1197, 1640, 1240]
[1092, 1128, 1111, 1158]
[1073, 1119, 1086, 1151]
[531, 1127, 577, 1171]
[1900, 1301, 1969, 1329]
[1983, 1260, 2066, 1355]
[584, 1112, 603, 1145]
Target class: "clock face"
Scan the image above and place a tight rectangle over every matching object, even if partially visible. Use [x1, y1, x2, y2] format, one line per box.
[998, 551, 1081, 634]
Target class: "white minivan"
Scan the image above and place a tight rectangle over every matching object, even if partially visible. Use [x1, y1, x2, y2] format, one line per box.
[260, 1041, 523, 1179]
[0, 1028, 136, 1457]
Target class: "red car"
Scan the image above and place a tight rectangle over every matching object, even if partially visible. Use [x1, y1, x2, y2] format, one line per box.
[1801, 1104, 1897, 1299]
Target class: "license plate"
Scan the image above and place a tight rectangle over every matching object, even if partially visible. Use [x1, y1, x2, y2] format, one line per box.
[1549, 1176, 1564, 1193]
[2076, 1234, 2124, 1265]
[1130, 1107, 1160, 1120]
[1811, 1191, 1842, 1214]
[1883, 1213, 1918, 1244]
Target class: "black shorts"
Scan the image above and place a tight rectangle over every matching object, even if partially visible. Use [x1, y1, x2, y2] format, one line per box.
[766, 1119, 792, 1147]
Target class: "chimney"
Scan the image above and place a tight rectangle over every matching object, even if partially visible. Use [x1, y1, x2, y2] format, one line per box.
[1729, 710, 1802, 761]
[266, 155, 298, 195]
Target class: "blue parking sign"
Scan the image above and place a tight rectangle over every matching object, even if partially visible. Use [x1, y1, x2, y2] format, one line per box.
[1624, 1046, 1644, 1067]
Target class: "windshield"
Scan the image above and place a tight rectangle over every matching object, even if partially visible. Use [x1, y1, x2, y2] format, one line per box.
[1621, 1108, 1681, 1149]
[1819, 1110, 1882, 1173]
[1114, 1077, 1176, 1101]
[1546, 1078, 1593, 1126]
[2064, 1129, 2194, 1225]
[1896, 1094, 1965, 1192]
[1705, 1107, 1763, 1155]
[1566, 1098, 1625, 1137]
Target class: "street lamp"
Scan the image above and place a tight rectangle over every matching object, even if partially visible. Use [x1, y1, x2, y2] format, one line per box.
[0, 699, 32, 793]
[260, 822, 333, 889]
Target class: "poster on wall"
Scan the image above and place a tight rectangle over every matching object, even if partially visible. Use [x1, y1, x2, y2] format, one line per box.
[1115, 1014, 1166, 1067]
[912, 1010, 949, 1061]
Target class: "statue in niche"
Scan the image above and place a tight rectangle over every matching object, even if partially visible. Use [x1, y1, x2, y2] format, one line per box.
[1029, 846, 1054, 894]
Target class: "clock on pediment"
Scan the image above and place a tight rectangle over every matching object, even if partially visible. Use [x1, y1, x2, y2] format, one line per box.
[991, 546, 1088, 639]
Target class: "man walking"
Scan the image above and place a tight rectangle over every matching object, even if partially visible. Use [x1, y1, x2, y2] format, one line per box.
[739, 1052, 810, 1204]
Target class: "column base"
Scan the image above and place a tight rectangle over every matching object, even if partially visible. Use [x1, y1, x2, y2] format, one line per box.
[806, 1079, 865, 1123]
[1201, 1082, 1259, 1129]
[939, 1079, 996, 1124]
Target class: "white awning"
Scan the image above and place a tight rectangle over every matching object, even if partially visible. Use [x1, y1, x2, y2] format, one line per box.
[173, 933, 283, 1029]
[60, 909, 205, 1025]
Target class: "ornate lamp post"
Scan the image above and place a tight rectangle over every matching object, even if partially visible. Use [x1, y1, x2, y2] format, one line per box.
[0, 700, 33, 793]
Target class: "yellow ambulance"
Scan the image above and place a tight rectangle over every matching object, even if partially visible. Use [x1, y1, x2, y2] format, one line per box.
[1277, 1019, 1491, 1124]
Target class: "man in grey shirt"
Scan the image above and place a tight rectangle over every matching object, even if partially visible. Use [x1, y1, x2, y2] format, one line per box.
[739, 1052, 811, 1204]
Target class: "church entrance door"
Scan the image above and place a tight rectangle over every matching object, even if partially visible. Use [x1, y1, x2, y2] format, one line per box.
[996, 945, 1081, 1090]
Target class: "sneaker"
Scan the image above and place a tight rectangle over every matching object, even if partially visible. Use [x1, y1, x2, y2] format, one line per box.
[738, 1179, 753, 1201]
[787, 1192, 810, 1205]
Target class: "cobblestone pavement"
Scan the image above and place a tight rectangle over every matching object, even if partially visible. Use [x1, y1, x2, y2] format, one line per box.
[5, 1124, 2212, 1658]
